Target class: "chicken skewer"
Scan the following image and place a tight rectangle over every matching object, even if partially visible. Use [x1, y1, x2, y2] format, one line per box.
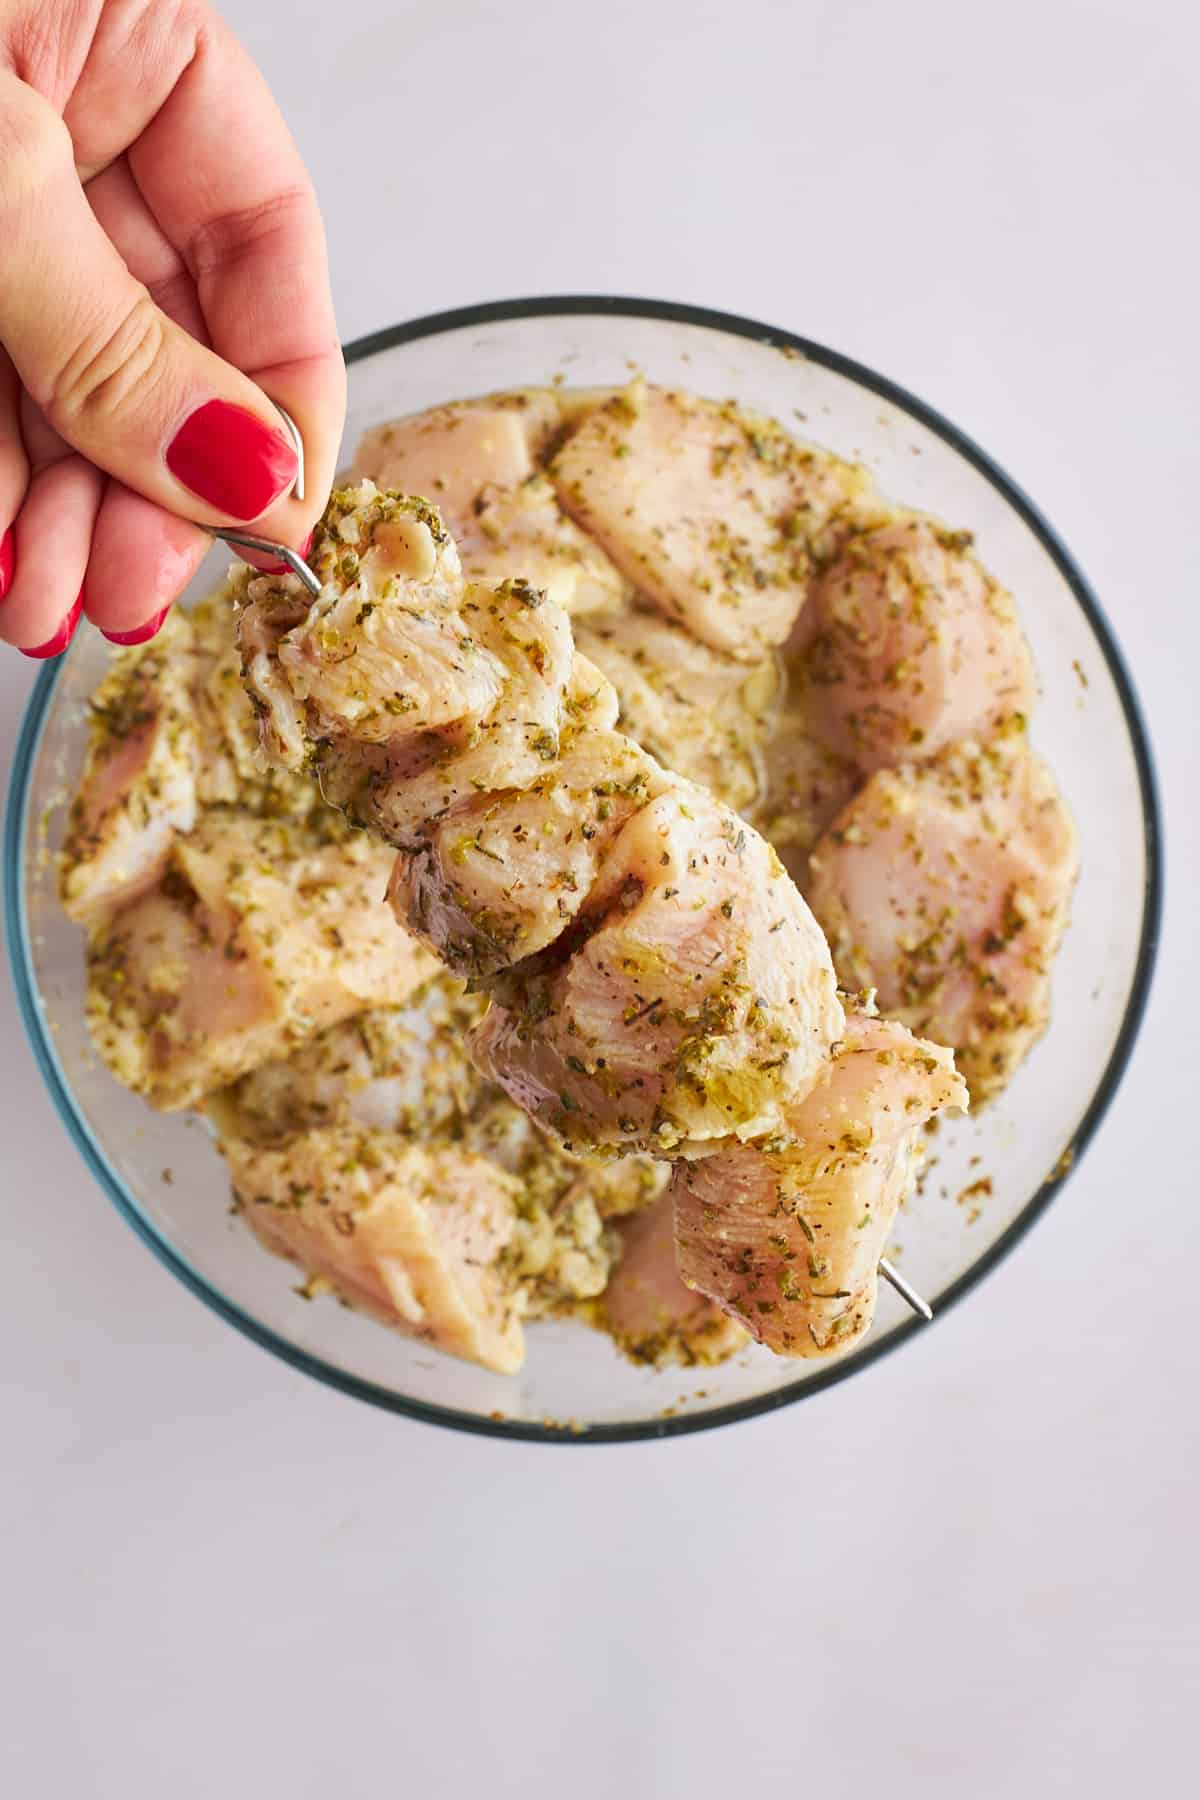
[231, 492, 962, 1349]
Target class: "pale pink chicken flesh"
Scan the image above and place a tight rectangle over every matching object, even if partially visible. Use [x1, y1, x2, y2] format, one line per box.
[350, 394, 562, 529]
[60, 612, 198, 926]
[474, 784, 842, 1152]
[674, 1012, 967, 1355]
[551, 383, 870, 658]
[803, 517, 1037, 773]
[806, 736, 1078, 1103]
[603, 1189, 749, 1365]
[389, 718, 671, 977]
[224, 1126, 527, 1373]
[85, 812, 432, 1109]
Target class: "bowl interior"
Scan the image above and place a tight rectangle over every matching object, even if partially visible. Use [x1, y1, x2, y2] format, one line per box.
[6, 301, 1158, 1439]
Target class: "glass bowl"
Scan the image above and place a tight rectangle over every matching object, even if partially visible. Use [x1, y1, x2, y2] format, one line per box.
[4, 298, 1162, 1442]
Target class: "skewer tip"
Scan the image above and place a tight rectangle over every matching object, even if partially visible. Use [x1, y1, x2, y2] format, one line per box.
[878, 1257, 933, 1322]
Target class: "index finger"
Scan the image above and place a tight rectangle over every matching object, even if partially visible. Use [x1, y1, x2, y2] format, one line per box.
[81, 11, 346, 545]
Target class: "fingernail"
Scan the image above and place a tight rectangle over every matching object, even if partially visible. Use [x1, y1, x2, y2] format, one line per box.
[102, 604, 171, 647]
[255, 529, 314, 576]
[20, 588, 84, 660]
[166, 400, 298, 520]
[0, 527, 14, 601]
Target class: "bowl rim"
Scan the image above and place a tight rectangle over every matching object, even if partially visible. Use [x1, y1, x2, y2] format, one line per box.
[4, 293, 1164, 1445]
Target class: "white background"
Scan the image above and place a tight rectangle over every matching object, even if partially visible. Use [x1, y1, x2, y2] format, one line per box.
[2, 1, 1197, 1792]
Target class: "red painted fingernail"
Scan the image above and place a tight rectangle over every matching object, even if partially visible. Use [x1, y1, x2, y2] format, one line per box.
[0, 527, 13, 601]
[255, 529, 314, 575]
[102, 604, 171, 647]
[20, 588, 84, 660]
[166, 400, 298, 520]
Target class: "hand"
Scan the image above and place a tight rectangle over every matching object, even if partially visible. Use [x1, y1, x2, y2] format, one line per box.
[0, 1, 344, 657]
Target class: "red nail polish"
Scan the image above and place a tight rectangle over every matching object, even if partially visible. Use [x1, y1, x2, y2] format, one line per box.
[255, 529, 314, 575]
[166, 400, 298, 520]
[0, 527, 13, 601]
[20, 588, 84, 660]
[102, 604, 171, 647]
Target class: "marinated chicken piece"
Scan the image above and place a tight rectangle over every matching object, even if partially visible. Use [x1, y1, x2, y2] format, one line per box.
[551, 382, 871, 658]
[804, 518, 1036, 772]
[460, 475, 631, 618]
[213, 979, 667, 1346]
[237, 484, 843, 1159]
[241, 493, 511, 765]
[674, 1012, 967, 1355]
[754, 674, 861, 889]
[474, 784, 842, 1153]
[86, 812, 433, 1109]
[603, 1189, 749, 1366]
[186, 592, 322, 820]
[806, 736, 1078, 1102]
[224, 1126, 528, 1373]
[351, 392, 562, 532]
[577, 605, 782, 813]
[389, 718, 670, 977]
[60, 611, 198, 925]
[364, 577, 579, 845]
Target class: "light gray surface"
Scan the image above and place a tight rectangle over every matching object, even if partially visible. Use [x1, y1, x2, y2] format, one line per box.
[1, 1, 1195, 1792]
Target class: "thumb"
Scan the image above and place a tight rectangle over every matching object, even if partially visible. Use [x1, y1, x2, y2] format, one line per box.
[0, 74, 299, 529]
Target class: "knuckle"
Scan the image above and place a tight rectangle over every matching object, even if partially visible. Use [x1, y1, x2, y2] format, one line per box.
[47, 291, 169, 433]
[187, 185, 315, 281]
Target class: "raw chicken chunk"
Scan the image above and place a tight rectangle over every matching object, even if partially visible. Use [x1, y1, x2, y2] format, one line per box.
[552, 382, 871, 658]
[60, 611, 198, 925]
[803, 518, 1036, 772]
[603, 1190, 749, 1366]
[186, 592, 322, 821]
[242, 492, 508, 763]
[86, 812, 432, 1109]
[806, 736, 1078, 1102]
[459, 475, 630, 619]
[223, 1126, 527, 1373]
[389, 721, 671, 977]
[350, 392, 562, 532]
[577, 605, 782, 813]
[674, 1012, 967, 1355]
[474, 785, 842, 1153]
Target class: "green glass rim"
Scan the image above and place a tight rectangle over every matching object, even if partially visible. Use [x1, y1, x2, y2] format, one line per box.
[3, 294, 1164, 1444]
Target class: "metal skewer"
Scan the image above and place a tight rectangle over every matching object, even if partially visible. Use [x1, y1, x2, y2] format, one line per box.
[878, 1257, 933, 1322]
[211, 528, 322, 596]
